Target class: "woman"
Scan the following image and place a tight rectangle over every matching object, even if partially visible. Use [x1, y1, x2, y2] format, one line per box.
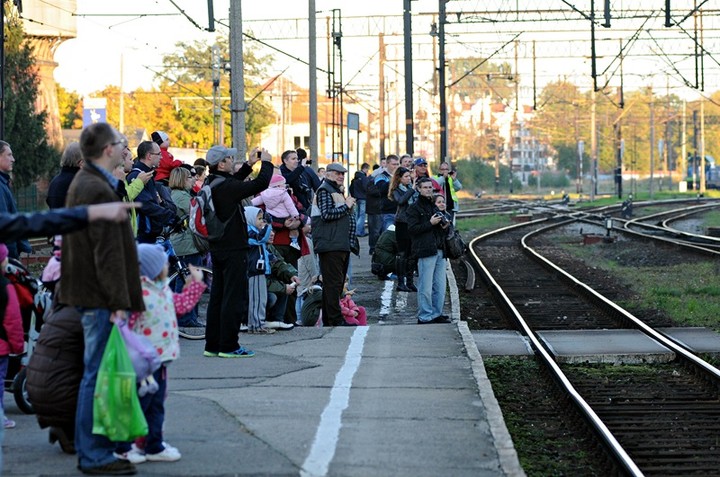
[169, 166, 205, 331]
[389, 167, 417, 292]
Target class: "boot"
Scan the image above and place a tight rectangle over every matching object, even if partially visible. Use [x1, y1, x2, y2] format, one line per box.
[406, 258, 417, 292]
[395, 256, 412, 292]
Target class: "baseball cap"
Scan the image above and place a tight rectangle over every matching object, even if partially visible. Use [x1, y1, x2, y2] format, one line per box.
[413, 158, 428, 167]
[326, 162, 347, 173]
[206, 145, 238, 166]
[151, 131, 169, 146]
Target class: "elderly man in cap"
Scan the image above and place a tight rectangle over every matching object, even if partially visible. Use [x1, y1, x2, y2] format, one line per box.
[412, 157, 441, 193]
[203, 145, 274, 358]
[311, 162, 357, 326]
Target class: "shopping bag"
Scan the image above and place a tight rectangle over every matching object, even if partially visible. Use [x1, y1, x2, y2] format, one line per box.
[92, 324, 148, 441]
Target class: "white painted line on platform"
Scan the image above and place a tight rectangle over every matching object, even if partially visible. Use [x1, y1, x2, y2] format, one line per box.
[379, 280, 394, 317]
[300, 326, 369, 477]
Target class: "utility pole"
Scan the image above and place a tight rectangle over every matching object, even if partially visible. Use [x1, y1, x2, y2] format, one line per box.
[403, 0, 413, 155]
[308, 0, 318, 163]
[649, 89, 655, 199]
[438, 0, 447, 164]
[590, 89, 597, 201]
[700, 97, 706, 193]
[212, 44, 221, 144]
[378, 33, 386, 159]
[229, 0, 247, 156]
[681, 100, 687, 189]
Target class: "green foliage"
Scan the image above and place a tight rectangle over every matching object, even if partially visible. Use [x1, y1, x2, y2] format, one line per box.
[453, 157, 516, 193]
[3, 3, 60, 187]
[56, 84, 83, 129]
[527, 171, 570, 188]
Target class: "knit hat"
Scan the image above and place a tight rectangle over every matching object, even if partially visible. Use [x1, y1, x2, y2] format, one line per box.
[151, 131, 169, 146]
[270, 174, 286, 188]
[137, 244, 167, 280]
[0, 244, 7, 263]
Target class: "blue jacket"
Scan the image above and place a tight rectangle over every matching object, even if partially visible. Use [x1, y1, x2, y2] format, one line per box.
[126, 161, 177, 243]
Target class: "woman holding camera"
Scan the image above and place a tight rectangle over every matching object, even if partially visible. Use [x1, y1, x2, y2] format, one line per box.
[406, 177, 452, 324]
[389, 167, 417, 292]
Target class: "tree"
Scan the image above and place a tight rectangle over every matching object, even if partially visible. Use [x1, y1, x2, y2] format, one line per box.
[56, 85, 83, 129]
[3, 2, 60, 187]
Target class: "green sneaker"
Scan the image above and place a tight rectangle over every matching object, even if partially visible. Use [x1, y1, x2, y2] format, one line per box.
[218, 347, 255, 358]
[203, 350, 218, 357]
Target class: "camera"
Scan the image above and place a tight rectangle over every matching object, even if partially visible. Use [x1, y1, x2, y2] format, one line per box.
[255, 258, 265, 272]
[256, 151, 262, 159]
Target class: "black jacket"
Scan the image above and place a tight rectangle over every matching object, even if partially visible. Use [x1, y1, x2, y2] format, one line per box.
[126, 160, 177, 243]
[350, 172, 367, 200]
[280, 163, 316, 211]
[46, 167, 81, 209]
[210, 161, 273, 252]
[406, 194, 444, 259]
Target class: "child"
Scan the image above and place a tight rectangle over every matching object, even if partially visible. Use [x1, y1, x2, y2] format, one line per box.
[245, 207, 276, 334]
[114, 243, 206, 464]
[252, 175, 303, 250]
[0, 244, 24, 429]
[340, 279, 367, 326]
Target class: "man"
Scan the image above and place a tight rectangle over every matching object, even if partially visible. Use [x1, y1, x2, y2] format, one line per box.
[280, 149, 316, 211]
[435, 162, 462, 219]
[376, 154, 399, 231]
[406, 177, 451, 325]
[0, 141, 32, 258]
[349, 162, 369, 236]
[412, 157, 441, 193]
[311, 162, 356, 326]
[204, 146, 273, 358]
[47, 142, 84, 209]
[126, 141, 177, 243]
[296, 147, 322, 195]
[60, 122, 145, 475]
[400, 154, 413, 169]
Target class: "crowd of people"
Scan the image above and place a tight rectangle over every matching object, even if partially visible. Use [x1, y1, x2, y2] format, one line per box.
[0, 121, 463, 475]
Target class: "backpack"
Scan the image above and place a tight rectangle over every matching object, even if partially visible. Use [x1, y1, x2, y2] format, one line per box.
[445, 229, 467, 260]
[189, 176, 229, 244]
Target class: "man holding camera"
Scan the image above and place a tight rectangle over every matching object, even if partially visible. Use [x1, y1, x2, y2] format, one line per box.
[406, 177, 451, 324]
[280, 149, 316, 211]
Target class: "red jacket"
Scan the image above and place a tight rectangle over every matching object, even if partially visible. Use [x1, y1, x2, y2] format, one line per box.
[1, 283, 25, 356]
[154, 148, 182, 182]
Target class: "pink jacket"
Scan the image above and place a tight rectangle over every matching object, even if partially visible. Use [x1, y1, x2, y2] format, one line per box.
[1, 283, 25, 356]
[252, 187, 299, 219]
[340, 295, 367, 326]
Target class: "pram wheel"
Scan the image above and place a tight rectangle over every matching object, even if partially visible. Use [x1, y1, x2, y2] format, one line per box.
[12, 368, 34, 414]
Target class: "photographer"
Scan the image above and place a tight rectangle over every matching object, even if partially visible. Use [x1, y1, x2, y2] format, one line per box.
[280, 149, 317, 211]
[406, 177, 451, 325]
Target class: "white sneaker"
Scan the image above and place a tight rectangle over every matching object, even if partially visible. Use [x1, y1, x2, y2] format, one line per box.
[114, 449, 147, 464]
[266, 321, 294, 330]
[239, 324, 249, 332]
[145, 445, 182, 462]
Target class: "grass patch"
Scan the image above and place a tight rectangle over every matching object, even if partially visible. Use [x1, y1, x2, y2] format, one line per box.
[456, 215, 513, 235]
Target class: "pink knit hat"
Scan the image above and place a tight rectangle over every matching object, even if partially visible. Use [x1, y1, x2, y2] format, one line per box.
[270, 174, 286, 188]
[0, 244, 7, 263]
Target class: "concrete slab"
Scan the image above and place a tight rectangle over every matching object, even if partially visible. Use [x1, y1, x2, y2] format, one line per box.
[473, 330, 534, 356]
[657, 327, 720, 355]
[537, 329, 676, 364]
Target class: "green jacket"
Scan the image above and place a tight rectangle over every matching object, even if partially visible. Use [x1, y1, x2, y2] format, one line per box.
[125, 176, 145, 237]
[267, 244, 298, 294]
[169, 188, 198, 257]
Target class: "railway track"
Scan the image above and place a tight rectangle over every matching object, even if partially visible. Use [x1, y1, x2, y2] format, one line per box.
[466, 215, 720, 476]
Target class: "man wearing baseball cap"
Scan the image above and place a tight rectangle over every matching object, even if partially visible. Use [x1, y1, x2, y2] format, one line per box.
[203, 145, 274, 358]
[412, 158, 441, 193]
[311, 162, 357, 326]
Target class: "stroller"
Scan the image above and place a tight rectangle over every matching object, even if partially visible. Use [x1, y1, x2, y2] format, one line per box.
[3, 258, 52, 414]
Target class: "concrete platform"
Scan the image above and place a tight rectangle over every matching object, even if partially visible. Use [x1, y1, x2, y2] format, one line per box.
[473, 327, 720, 364]
[3, 234, 524, 477]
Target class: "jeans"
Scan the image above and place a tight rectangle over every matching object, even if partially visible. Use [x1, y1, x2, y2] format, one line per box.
[76, 308, 116, 469]
[175, 253, 204, 326]
[416, 250, 447, 322]
[116, 365, 167, 456]
[354, 199, 367, 235]
[368, 214, 383, 252]
[267, 291, 289, 323]
[381, 213, 395, 232]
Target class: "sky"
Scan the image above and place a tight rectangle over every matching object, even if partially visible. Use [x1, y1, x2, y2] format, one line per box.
[37, 1, 720, 103]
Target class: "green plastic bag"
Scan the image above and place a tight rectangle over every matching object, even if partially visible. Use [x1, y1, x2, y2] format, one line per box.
[92, 323, 148, 441]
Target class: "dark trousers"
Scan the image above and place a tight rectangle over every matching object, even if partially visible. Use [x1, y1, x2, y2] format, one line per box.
[318, 251, 350, 326]
[116, 366, 167, 455]
[368, 214, 383, 251]
[266, 292, 288, 323]
[206, 249, 248, 353]
[274, 244, 300, 324]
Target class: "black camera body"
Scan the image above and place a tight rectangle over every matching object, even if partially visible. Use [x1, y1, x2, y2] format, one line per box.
[255, 258, 265, 272]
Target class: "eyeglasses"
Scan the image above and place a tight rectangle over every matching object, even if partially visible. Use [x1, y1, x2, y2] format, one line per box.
[150, 152, 162, 157]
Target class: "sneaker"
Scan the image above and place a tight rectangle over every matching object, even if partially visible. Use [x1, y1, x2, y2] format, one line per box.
[80, 459, 136, 475]
[218, 347, 255, 358]
[248, 327, 276, 334]
[145, 445, 181, 462]
[266, 321, 294, 330]
[114, 450, 147, 464]
[4, 419, 15, 429]
[290, 241, 301, 251]
[239, 324, 249, 332]
[276, 322, 294, 330]
[203, 350, 219, 357]
[178, 326, 205, 339]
